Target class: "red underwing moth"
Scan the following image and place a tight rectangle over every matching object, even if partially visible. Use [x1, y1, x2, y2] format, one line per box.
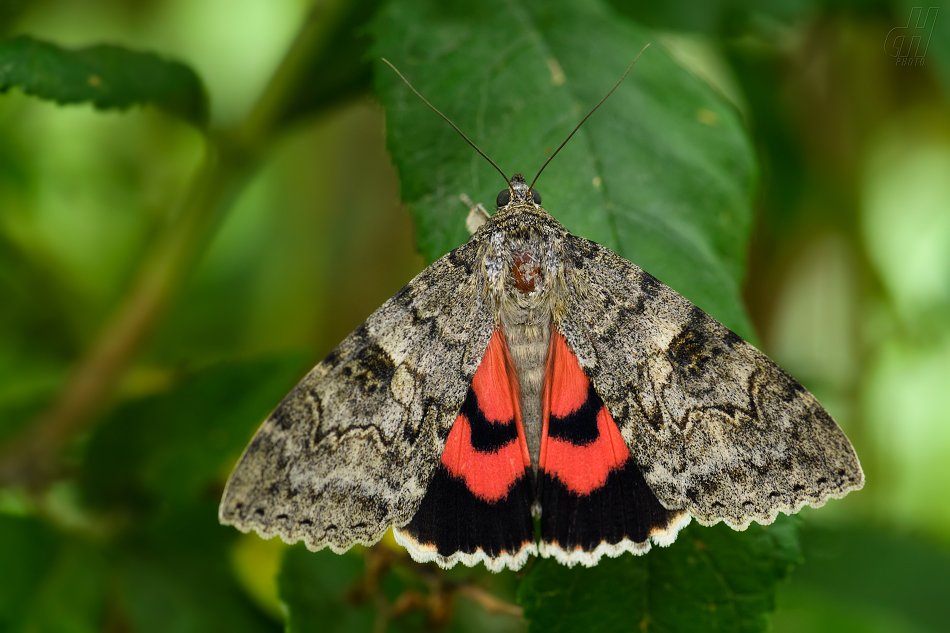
[219, 56, 864, 572]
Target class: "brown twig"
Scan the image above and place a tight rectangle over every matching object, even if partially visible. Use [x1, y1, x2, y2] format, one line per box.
[359, 544, 524, 627]
[0, 149, 241, 487]
[0, 0, 356, 489]
[457, 585, 524, 618]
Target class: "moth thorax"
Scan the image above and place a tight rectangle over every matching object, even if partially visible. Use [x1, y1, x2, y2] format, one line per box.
[510, 251, 543, 294]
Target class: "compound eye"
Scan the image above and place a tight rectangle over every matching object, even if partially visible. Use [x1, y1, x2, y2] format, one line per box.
[530, 189, 542, 204]
[496, 189, 511, 208]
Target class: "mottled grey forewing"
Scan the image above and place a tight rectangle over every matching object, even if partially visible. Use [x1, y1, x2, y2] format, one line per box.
[219, 242, 494, 552]
[558, 236, 864, 529]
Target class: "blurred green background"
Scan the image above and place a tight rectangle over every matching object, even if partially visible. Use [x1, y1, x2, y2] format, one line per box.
[1, 0, 949, 632]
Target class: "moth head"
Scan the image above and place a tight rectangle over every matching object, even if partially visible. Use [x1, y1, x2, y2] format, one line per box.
[497, 173, 542, 210]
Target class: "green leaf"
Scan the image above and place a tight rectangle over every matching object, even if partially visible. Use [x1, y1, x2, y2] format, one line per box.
[604, 0, 815, 35]
[18, 543, 108, 633]
[115, 500, 281, 633]
[279, 547, 376, 633]
[0, 515, 61, 630]
[519, 518, 799, 633]
[0, 35, 209, 127]
[81, 353, 310, 510]
[0, 515, 107, 633]
[371, 0, 757, 338]
[772, 522, 950, 633]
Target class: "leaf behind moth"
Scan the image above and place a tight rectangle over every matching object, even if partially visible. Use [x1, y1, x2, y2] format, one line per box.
[518, 518, 800, 633]
[371, 0, 756, 340]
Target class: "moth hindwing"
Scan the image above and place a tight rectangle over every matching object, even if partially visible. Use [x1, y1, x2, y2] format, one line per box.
[220, 174, 864, 571]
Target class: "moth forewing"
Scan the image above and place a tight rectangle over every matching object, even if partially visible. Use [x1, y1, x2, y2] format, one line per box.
[556, 237, 864, 533]
[218, 241, 496, 554]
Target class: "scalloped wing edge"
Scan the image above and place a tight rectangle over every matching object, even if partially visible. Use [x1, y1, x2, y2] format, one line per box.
[393, 526, 539, 572]
[538, 511, 692, 568]
[687, 468, 865, 531]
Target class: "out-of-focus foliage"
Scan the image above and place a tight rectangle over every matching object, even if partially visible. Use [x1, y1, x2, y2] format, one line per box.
[1, 0, 948, 632]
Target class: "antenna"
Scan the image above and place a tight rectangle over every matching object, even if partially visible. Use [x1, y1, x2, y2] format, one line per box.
[530, 43, 650, 190]
[381, 59, 513, 195]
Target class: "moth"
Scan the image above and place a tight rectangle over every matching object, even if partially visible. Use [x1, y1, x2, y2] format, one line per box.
[219, 56, 864, 572]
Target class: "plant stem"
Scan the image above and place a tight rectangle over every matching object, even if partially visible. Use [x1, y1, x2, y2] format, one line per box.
[0, 144, 246, 486]
[0, 0, 364, 488]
